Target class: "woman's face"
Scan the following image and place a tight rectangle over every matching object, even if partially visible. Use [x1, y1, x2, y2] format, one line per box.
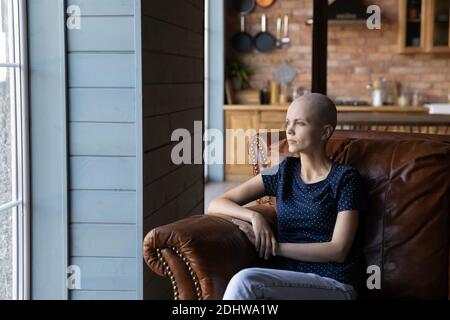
[284, 103, 324, 154]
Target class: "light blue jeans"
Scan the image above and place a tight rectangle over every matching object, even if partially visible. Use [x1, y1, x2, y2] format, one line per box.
[222, 267, 357, 300]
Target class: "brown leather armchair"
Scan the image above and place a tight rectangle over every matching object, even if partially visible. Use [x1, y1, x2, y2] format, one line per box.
[143, 130, 450, 300]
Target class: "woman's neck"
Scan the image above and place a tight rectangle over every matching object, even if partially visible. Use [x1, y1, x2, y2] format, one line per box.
[298, 151, 332, 183]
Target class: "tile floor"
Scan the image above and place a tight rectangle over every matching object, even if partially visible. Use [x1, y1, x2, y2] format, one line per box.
[204, 180, 258, 212]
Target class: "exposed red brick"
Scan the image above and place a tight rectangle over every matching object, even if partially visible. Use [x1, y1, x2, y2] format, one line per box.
[226, 0, 450, 103]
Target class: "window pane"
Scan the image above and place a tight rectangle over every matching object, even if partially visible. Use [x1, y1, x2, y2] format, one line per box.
[0, 207, 13, 300]
[0, 0, 14, 64]
[0, 67, 12, 206]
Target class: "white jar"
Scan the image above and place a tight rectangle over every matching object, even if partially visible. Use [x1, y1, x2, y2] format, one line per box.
[372, 89, 383, 107]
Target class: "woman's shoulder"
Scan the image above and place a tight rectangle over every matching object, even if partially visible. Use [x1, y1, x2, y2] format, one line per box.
[283, 156, 300, 165]
[261, 156, 298, 177]
[270, 156, 299, 168]
[332, 162, 363, 184]
[281, 156, 301, 171]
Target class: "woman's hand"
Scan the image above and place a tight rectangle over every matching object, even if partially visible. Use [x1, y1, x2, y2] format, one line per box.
[232, 213, 277, 260]
[232, 219, 256, 246]
[251, 213, 278, 260]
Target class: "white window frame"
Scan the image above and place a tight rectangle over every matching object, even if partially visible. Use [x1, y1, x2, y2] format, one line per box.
[0, 0, 30, 300]
[204, 0, 209, 181]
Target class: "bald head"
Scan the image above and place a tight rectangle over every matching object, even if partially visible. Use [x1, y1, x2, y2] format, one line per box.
[288, 93, 337, 130]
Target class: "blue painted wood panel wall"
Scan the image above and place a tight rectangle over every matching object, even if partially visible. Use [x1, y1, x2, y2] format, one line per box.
[29, 0, 203, 300]
[66, 0, 142, 300]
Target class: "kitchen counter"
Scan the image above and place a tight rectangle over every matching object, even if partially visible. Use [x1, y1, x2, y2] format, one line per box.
[224, 104, 450, 126]
[224, 104, 430, 113]
[224, 104, 450, 181]
[338, 112, 450, 125]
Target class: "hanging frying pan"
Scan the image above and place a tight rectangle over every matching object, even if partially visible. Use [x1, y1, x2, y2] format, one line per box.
[256, 0, 276, 8]
[231, 16, 253, 53]
[232, 0, 256, 15]
[254, 14, 275, 53]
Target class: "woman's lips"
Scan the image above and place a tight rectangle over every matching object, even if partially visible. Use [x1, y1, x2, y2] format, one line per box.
[287, 139, 297, 144]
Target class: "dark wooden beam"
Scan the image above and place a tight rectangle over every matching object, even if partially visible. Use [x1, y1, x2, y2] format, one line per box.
[312, 0, 328, 94]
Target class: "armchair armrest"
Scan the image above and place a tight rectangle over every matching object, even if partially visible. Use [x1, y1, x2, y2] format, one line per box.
[143, 204, 277, 300]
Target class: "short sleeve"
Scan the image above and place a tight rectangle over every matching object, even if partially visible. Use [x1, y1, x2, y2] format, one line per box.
[337, 169, 364, 213]
[260, 159, 285, 196]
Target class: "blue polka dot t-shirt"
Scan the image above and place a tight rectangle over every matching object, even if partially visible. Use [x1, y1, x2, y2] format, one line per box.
[261, 156, 365, 288]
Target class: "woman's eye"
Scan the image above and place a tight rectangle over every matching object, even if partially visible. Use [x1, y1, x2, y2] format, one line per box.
[285, 121, 305, 128]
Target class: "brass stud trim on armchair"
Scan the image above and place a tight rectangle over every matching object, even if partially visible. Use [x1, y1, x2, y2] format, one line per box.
[156, 247, 203, 300]
[156, 248, 180, 299]
[171, 246, 202, 300]
[249, 133, 274, 206]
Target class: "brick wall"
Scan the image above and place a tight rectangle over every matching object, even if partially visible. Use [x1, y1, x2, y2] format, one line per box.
[226, 0, 450, 103]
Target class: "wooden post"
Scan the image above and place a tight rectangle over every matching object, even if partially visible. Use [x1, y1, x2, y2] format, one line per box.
[312, 0, 328, 94]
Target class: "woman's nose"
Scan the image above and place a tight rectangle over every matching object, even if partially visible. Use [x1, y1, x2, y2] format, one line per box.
[286, 123, 294, 135]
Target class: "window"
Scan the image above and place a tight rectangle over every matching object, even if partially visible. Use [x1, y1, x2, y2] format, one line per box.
[0, 0, 29, 300]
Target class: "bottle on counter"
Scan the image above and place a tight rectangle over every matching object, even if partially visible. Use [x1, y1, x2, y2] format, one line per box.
[270, 81, 280, 104]
[279, 83, 290, 103]
[368, 78, 383, 107]
[372, 89, 383, 107]
[398, 87, 411, 107]
[382, 80, 398, 106]
[292, 86, 302, 100]
[411, 90, 421, 107]
[260, 80, 271, 105]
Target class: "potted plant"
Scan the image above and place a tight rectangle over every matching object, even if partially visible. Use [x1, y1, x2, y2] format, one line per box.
[225, 58, 254, 90]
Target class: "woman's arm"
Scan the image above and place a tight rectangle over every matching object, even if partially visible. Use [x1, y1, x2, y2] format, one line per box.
[207, 174, 278, 259]
[206, 174, 266, 223]
[277, 169, 363, 263]
[276, 210, 359, 263]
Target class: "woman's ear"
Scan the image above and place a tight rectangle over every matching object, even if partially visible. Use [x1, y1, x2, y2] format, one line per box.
[321, 124, 334, 141]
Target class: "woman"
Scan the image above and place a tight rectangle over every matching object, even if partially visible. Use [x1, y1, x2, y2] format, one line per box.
[207, 93, 366, 300]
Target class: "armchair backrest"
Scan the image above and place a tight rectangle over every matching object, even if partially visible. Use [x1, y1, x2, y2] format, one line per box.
[249, 130, 450, 299]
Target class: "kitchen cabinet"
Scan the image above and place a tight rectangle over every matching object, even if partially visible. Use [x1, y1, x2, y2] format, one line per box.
[398, 0, 450, 53]
[224, 110, 258, 181]
[398, 0, 428, 53]
[428, 0, 450, 52]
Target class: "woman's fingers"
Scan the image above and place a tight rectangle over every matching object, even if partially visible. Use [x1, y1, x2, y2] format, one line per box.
[264, 233, 271, 260]
[271, 236, 277, 256]
[259, 233, 266, 258]
[249, 231, 256, 244]
[231, 218, 245, 228]
[261, 231, 271, 259]
[244, 219, 276, 259]
[231, 219, 274, 257]
[261, 231, 267, 260]
[254, 229, 260, 253]
[232, 219, 250, 234]
[263, 233, 270, 259]
[233, 219, 257, 246]
[246, 228, 256, 246]
[240, 225, 254, 241]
